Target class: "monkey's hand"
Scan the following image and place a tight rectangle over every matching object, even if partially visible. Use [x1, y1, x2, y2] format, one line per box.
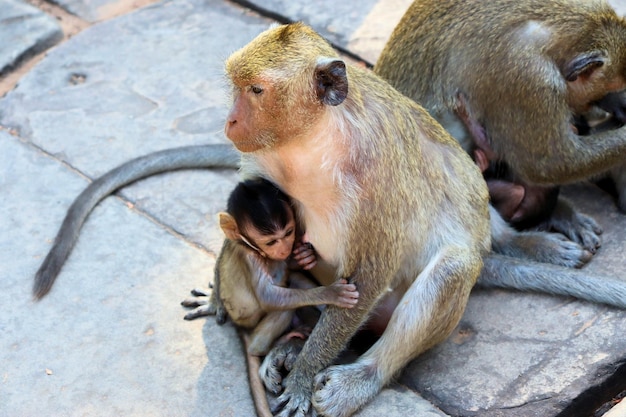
[181, 288, 227, 323]
[325, 279, 359, 308]
[290, 241, 317, 271]
[259, 336, 306, 395]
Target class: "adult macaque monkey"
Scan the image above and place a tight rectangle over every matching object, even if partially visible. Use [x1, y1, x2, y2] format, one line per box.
[222, 22, 491, 417]
[375, 0, 626, 260]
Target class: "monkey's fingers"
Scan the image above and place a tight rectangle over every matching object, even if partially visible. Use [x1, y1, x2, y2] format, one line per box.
[337, 294, 359, 308]
[299, 256, 317, 270]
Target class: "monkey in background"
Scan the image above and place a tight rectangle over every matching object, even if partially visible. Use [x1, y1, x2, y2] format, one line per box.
[375, 0, 626, 265]
[181, 177, 359, 356]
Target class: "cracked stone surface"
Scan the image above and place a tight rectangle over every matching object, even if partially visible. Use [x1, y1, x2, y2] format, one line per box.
[48, 0, 129, 22]
[1, 0, 626, 416]
[0, 0, 63, 74]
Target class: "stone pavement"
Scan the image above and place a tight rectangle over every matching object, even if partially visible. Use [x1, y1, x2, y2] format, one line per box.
[0, 0, 625, 416]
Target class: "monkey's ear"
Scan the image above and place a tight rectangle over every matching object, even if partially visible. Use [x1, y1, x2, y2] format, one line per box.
[218, 212, 240, 241]
[563, 51, 606, 82]
[315, 58, 348, 106]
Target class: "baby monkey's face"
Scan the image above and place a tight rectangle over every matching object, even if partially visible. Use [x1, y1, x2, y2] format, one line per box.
[245, 217, 297, 261]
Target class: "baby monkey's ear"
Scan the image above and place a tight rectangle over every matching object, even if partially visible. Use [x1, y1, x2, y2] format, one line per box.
[218, 212, 240, 241]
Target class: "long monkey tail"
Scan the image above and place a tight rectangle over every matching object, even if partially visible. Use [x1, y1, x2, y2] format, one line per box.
[33, 144, 241, 299]
[478, 253, 626, 309]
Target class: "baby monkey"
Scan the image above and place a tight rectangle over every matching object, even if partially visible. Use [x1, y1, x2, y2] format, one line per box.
[182, 177, 359, 356]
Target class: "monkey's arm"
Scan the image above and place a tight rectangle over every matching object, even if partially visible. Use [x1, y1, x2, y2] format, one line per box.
[34, 144, 240, 299]
[484, 72, 626, 185]
[267, 260, 391, 417]
[249, 255, 359, 310]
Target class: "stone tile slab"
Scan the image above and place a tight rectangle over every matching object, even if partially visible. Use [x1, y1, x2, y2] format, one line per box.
[0, 0, 261, 256]
[49, 0, 131, 22]
[0, 0, 62, 74]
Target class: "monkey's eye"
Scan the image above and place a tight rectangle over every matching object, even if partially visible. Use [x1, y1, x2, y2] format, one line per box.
[250, 85, 264, 95]
[285, 228, 294, 237]
[265, 240, 277, 247]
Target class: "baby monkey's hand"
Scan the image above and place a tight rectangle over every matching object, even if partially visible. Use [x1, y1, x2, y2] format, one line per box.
[291, 240, 317, 270]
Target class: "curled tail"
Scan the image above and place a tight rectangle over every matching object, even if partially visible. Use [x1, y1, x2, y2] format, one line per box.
[34, 144, 240, 299]
[479, 253, 626, 309]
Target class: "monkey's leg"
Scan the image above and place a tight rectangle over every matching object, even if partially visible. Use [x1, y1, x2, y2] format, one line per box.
[311, 247, 479, 417]
[247, 310, 294, 356]
[490, 206, 593, 268]
[479, 253, 626, 308]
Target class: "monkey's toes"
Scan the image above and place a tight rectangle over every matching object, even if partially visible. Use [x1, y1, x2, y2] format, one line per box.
[313, 364, 382, 417]
[191, 287, 210, 297]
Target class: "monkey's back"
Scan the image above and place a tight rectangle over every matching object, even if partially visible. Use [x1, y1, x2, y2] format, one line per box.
[377, 0, 615, 105]
[216, 239, 265, 328]
[376, 0, 624, 158]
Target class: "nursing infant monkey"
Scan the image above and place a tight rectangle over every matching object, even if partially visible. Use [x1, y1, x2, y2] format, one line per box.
[181, 177, 359, 356]
[32, 1, 626, 416]
[182, 178, 358, 417]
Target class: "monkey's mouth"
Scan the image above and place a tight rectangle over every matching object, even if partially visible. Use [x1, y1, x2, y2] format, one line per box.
[227, 138, 262, 153]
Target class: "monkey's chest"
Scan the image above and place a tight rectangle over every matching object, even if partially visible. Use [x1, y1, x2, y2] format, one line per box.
[296, 202, 343, 267]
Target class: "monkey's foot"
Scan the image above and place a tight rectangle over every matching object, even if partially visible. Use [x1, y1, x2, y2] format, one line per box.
[499, 231, 593, 268]
[312, 362, 383, 417]
[181, 288, 226, 323]
[259, 337, 305, 395]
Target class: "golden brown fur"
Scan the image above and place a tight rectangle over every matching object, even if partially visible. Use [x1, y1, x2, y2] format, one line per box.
[225, 22, 490, 417]
[376, 0, 626, 261]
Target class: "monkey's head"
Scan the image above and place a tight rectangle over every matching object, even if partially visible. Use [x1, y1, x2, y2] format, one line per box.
[560, 9, 626, 114]
[220, 178, 297, 261]
[224, 23, 349, 152]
